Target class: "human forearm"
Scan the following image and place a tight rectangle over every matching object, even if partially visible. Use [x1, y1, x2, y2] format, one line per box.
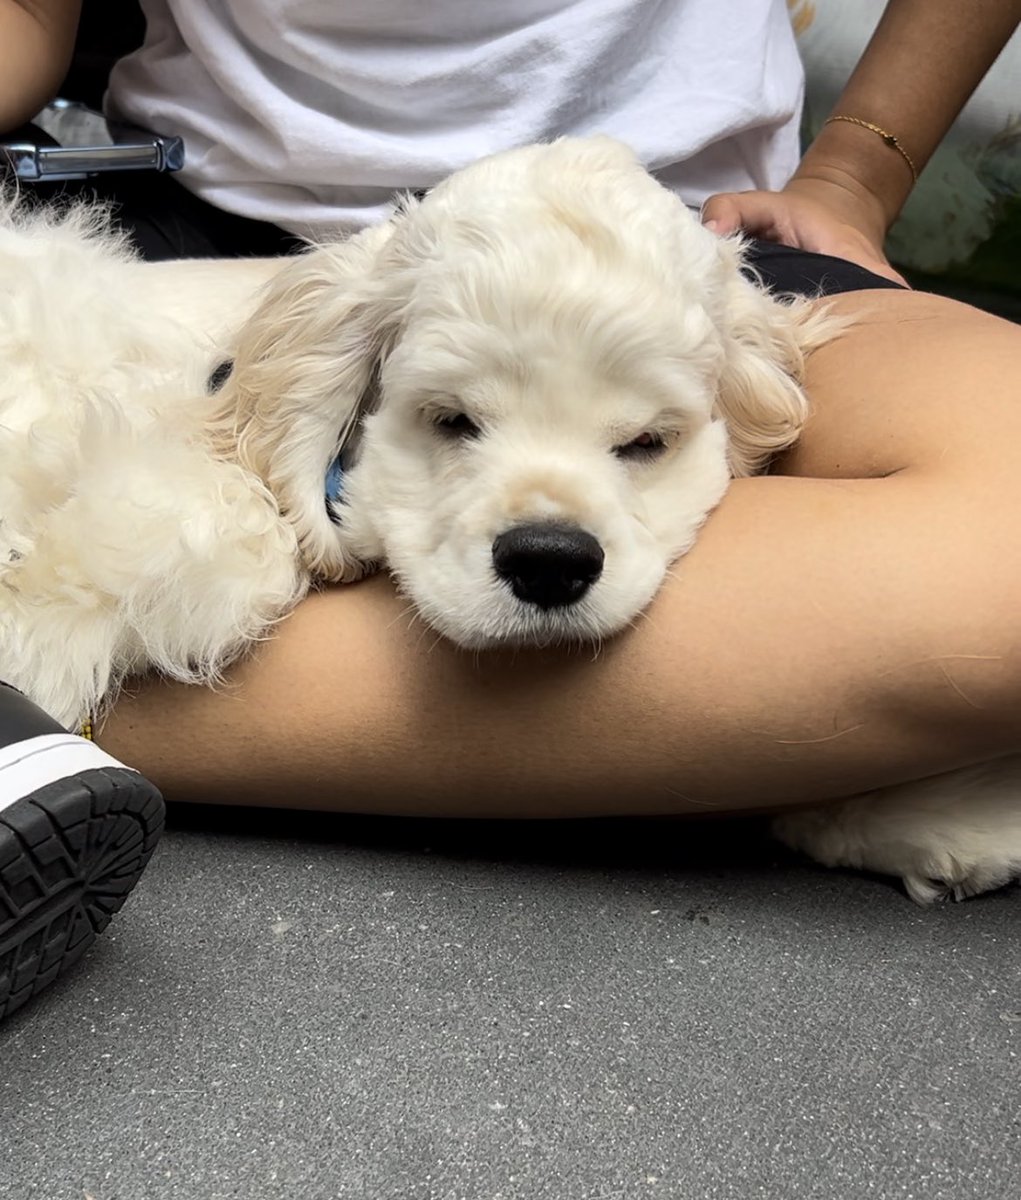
[794, 0, 1021, 230]
[0, 0, 81, 133]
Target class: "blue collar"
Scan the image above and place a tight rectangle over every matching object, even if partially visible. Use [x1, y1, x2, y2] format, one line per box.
[325, 452, 345, 522]
[324, 388, 376, 523]
[210, 357, 349, 524]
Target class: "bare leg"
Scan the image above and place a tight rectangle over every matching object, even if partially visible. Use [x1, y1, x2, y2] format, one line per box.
[101, 289, 1021, 815]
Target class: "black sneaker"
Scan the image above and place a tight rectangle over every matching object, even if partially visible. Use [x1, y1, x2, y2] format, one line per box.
[0, 682, 164, 1020]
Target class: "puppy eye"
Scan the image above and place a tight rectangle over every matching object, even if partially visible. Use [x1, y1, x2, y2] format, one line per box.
[614, 432, 667, 460]
[433, 412, 481, 439]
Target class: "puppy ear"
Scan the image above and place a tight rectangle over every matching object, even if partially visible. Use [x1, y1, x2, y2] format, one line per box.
[208, 221, 397, 580]
[713, 238, 839, 477]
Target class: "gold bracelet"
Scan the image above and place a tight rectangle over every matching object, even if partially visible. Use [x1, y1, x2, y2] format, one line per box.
[824, 115, 919, 184]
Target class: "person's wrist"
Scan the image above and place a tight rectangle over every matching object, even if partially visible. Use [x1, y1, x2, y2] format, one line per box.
[795, 119, 916, 233]
[783, 172, 890, 254]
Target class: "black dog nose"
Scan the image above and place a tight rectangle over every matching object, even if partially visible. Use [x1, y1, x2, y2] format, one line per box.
[492, 523, 604, 610]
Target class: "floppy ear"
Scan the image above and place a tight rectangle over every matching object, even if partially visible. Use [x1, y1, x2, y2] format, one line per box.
[713, 238, 840, 477]
[208, 221, 398, 580]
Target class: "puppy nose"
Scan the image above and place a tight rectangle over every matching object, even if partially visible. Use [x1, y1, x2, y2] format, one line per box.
[492, 522, 604, 609]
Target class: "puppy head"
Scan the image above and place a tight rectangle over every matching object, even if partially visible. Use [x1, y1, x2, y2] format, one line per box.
[220, 137, 827, 646]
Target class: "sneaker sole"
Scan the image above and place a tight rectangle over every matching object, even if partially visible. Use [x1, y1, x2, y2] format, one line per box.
[0, 736, 165, 1019]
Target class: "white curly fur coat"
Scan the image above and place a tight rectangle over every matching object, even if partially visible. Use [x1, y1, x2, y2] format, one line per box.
[0, 200, 303, 727]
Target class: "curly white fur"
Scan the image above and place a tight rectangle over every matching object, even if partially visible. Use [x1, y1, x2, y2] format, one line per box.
[0, 197, 304, 727]
[5, 137, 1012, 906]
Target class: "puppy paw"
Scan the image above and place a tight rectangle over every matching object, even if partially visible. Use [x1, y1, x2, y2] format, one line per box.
[772, 762, 1021, 905]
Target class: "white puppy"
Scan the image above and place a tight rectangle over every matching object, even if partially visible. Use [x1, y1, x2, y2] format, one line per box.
[217, 137, 833, 649]
[2, 137, 1017, 904]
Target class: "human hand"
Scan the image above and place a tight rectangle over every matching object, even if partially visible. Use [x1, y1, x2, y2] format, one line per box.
[700, 174, 909, 288]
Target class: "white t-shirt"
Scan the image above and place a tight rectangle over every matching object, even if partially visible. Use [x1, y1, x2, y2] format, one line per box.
[107, 0, 804, 240]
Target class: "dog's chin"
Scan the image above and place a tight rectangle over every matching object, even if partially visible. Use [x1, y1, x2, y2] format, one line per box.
[434, 614, 621, 652]
[404, 586, 647, 652]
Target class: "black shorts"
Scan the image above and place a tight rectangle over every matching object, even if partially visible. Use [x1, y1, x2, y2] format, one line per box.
[25, 169, 905, 296]
[742, 239, 905, 297]
[23, 170, 304, 260]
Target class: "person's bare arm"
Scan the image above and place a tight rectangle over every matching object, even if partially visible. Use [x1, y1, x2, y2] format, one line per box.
[793, 0, 1021, 235]
[0, 0, 82, 133]
[703, 0, 1021, 278]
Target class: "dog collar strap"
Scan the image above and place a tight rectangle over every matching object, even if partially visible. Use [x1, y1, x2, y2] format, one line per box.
[325, 451, 345, 523]
[326, 385, 378, 522]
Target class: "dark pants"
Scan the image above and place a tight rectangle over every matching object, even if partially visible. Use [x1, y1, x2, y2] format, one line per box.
[25, 169, 304, 261]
